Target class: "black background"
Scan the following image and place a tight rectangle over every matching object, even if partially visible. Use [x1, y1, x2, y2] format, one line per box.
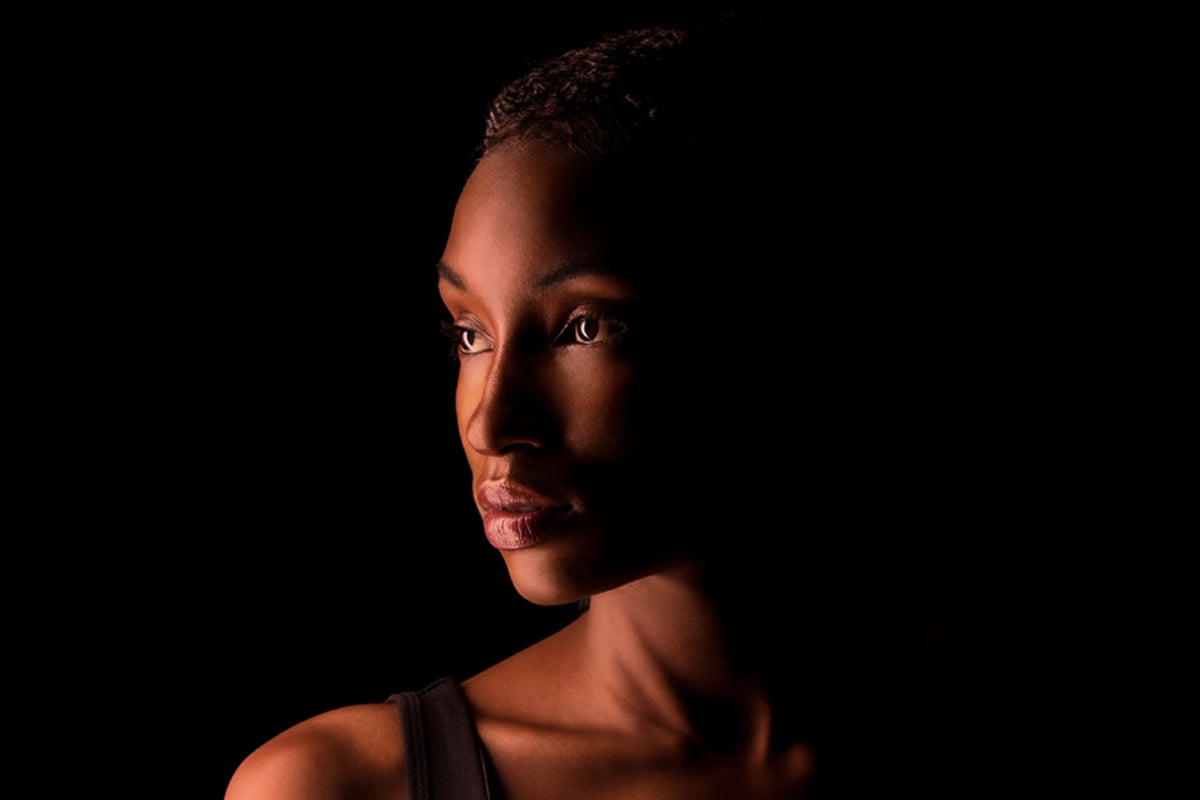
[32, 4, 1193, 797]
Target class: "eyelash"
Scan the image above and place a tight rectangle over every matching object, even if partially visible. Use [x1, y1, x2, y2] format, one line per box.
[439, 319, 482, 360]
[439, 312, 628, 360]
[558, 310, 629, 346]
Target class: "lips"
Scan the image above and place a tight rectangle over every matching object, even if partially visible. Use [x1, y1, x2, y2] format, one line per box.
[476, 481, 573, 551]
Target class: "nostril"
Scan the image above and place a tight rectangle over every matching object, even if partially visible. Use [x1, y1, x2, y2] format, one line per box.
[467, 402, 552, 454]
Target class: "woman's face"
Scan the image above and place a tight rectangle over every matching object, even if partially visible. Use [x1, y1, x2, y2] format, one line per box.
[438, 141, 687, 605]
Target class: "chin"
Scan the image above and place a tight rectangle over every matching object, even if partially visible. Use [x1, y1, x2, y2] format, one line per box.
[500, 536, 680, 607]
[501, 548, 600, 606]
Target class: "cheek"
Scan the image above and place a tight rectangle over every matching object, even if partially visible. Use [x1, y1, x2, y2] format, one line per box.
[558, 358, 641, 458]
[454, 367, 483, 451]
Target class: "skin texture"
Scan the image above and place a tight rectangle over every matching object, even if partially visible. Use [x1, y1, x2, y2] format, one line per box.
[446, 140, 812, 798]
[223, 702, 408, 800]
[226, 141, 814, 799]
[438, 140, 691, 607]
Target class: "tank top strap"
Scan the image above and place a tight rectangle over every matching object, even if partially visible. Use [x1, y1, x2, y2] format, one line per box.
[388, 677, 496, 800]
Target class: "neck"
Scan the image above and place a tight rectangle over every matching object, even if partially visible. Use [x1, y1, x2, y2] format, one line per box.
[577, 560, 792, 755]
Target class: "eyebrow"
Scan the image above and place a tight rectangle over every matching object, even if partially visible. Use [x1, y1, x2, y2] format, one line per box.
[436, 260, 467, 290]
[532, 256, 618, 289]
[435, 256, 622, 292]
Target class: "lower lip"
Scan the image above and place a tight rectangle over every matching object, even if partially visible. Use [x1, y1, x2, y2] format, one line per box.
[483, 506, 573, 550]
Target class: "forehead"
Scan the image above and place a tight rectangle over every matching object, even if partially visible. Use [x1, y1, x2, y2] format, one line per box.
[456, 142, 611, 237]
[440, 142, 630, 292]
[465, 140, 597, 198]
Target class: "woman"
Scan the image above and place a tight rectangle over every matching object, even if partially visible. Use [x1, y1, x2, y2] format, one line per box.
[228, 15, 917, 799]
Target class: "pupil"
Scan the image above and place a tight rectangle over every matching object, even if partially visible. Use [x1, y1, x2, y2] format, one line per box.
[577, 318, 597, 342]
[461, 330, 475, 349]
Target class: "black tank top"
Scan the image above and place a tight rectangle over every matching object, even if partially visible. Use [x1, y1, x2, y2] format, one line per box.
[388, 677, 499, 800]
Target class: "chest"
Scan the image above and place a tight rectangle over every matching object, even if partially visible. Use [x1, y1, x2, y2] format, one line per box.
[481, 729, 814, 800]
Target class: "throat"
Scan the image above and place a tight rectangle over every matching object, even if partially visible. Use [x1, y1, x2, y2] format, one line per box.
[580, 572, 793, 758]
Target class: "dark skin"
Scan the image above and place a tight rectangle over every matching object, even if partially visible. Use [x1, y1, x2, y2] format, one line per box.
[226, 140, 814, 799]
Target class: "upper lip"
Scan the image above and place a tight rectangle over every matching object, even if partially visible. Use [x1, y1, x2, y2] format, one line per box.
[476, 481, 569, 514]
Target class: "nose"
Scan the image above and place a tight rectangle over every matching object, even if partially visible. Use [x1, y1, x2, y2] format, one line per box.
[463, 346, 556, 455]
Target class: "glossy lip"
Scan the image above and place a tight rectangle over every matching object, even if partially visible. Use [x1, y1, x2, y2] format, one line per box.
[476, 481, 573, 551]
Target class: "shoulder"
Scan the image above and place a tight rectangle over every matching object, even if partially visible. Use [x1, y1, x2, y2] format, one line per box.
[225, 703, 408, 800]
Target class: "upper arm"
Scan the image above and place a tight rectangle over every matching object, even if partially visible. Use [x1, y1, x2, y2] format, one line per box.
[225, 704, 408, 800]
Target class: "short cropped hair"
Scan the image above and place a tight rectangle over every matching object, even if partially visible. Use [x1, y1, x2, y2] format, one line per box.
[475, 16, 814, 268]
[482, 25, 689, 157]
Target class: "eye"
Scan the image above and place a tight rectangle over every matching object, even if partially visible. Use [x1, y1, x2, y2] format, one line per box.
[565, 313, 627, 345]
[574, 316, 600, 343]
[440, 320, 493, 357]
[458, 328, 485, 353]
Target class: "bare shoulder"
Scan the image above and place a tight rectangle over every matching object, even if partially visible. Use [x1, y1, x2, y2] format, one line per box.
[462, 616, 586, 723]
[225, 703, 408, 800]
